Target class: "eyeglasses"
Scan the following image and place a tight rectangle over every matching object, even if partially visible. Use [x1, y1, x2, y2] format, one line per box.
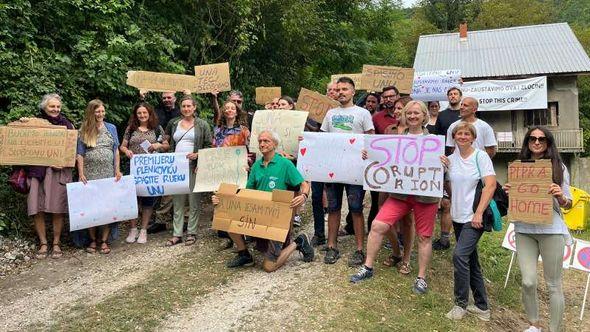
[528, 136, 547, 144]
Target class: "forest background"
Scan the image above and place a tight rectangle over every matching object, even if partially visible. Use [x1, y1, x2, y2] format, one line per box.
[1, 0, 589, 235]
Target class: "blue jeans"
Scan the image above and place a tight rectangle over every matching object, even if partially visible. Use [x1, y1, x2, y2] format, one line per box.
[311, 181, 325, 238]
[452, 222, 488, 310]
[325, 183, 365, 213]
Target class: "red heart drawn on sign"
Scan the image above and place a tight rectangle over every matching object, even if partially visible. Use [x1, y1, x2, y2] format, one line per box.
[329, 172, 335, 178]
[349, 138, 356, 144]
[80, 212, 85, 217]
[300, 147, 307, 156]
[112, 217, 118, 221]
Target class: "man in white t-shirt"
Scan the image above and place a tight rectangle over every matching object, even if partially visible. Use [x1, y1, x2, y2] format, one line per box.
[320, 76, 374, 266]
[446, 97, 497, 159]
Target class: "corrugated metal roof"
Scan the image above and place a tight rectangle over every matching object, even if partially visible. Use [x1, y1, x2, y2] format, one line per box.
[413, 23, 590, 78]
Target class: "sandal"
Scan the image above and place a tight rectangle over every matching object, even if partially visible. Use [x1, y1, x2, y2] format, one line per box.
[36, 243, 49, 259]
[165, 236, 182, 247]
[99, 241, 111, 255]
[51, 243, 63, 259]
[383, 254, 402, 267]
[185, 235, 197, 246]
[398, 262, 411, 275]
[86, 241, 97, 254]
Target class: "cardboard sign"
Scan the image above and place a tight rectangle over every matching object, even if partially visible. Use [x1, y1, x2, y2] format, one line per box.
[249, 109, 308, 156]
[193, 62, 231, 93]
[194, 147, 248, 193]
[459, 76, 547, 111]
[67, 175, 138, 231]
[296, 88, 339, 123]
[255, 87, 281, 105]
[330, 73, 363, 88]
[296, 132, 365, 185]
[508, 160, 553, 224]
[363, 134, 445, 198]
[572, 239, 590, 273]
[126, 70, 200, 92]
[130, 153, 191, 196]
[0, 120, 77, 167]
[360, 65, 415, 93]
[212, 183, 294, 242]
[410, 69, 462, 101]
[501, 222, 516, 252]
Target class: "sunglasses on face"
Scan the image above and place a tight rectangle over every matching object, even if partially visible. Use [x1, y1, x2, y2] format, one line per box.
[528, 136, 547, 144]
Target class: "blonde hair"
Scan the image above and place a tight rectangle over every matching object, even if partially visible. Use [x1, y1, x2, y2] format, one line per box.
[400, 100, 428, 127]
[451, 121, 477, 139]
[79, 99, 104, 147]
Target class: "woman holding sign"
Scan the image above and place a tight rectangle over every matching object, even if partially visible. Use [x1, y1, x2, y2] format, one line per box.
[503, 127, 572, 332]
[444, 122, 495, 322]
[120, 102, 169, 244]
[25, 93, 75, 259]
[165, 95, 211, 246]
[76, 99, 122, 254]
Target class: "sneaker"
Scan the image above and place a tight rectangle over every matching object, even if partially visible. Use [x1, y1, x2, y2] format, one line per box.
[466, 304, 491, 322]
[294, 234, 314, 262]
[324, 247, 340, 264]
[125, 228, 138, 243]
[350, 265, 374, 283]
[226, 252, 254, 268]
[413, 277, 428, 294]
[310, 235, 326, 247]
[523, 326, 541, 332]
[445, 305, 467, 320]
[293, 214, 302, 228]
[348, 250, 365, 267]
[433, 238, 450, 251]
[136, 229, 147, 244]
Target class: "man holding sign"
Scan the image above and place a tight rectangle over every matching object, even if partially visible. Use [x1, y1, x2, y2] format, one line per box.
[212, 130, 313, 272]
[321, 76, 375, 266]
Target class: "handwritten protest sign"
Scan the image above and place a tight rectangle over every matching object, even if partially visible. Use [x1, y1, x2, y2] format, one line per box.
[411, 69, 462, 101]
[330, 73, 363, 87]
[194, 147, 248, 192]
[360, 65, 415, 93]
[130, 153, 190, 196]
[194, 62, 231, 93]
[212, 184, 294, 242]
[501, 222, 516, 252]
[126, 71, 200, 92]
[255, 87, 281, 105]
[67, 175, 138, 231]
[296, 88, 339, 123]
[572, 240, 590, 273]
[508, 160, 553, 224]
[297, 132, 365, 185]
[363, 134, 445, 198]
[0, 120, 77, 167]
[459, 76, 547, 111]
[249, 110, 308, 156]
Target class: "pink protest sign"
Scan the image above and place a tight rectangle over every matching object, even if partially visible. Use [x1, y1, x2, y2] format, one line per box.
[363, 134, 445, 198]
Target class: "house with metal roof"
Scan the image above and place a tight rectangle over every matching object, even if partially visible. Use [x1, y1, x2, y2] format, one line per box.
[414, 22, 590, 181]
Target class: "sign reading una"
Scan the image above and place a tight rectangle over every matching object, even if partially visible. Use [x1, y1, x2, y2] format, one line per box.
[360, 65, 415, 93]
[249, 110, 308, 157]
[194, 147, 248, 193]
[363, 134, 445, 198]
[507, 159, 553, 224]
[131, 153, 191, 196]
[255, 87, 281, 105]
[126, 71, 200, 92]
[193, 62, 231, 93]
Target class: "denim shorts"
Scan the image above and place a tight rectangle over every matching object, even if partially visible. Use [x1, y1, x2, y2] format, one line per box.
[325, 183, 365, 213]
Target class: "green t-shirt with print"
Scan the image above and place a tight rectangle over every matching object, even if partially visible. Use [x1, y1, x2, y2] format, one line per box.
[246, 153, 304, 192]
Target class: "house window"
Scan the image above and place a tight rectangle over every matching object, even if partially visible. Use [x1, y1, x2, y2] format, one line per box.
[524, 102, 558, 127]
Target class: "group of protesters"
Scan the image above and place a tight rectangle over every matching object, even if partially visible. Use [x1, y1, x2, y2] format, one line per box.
[21, 75, 572, 332]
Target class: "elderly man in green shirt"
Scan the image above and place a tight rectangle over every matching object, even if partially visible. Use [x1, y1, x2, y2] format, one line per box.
[213, 130, 313, 272]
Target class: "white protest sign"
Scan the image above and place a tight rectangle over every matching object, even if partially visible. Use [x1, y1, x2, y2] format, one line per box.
[297, 132, 365, 185]
[502, 222, 517, 251]
[131, 153, 191, 196]
[460, 76, 547, 111]
[194, 147, 248, 193]
[363, 134, 445, 198]
[249, 110, 308, 157]
[67, 175, 138, 231]
[572, 239, 590, 273]
[411, 69, 461, 101]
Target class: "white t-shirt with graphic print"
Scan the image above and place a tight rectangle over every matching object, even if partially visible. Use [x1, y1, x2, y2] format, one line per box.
[320, 105, 374, 134]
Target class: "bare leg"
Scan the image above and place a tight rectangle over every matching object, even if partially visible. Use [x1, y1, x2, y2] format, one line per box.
[327, 211, 341, 248]
[51, 213, 64, 244]
[261, 243, 298, 272]
[33, 212, 47, 244]
[385, 229, 401, 257]
[352, 212, 365, 251]
[365, 221, 391, 268]
[141, 207, 153, 230]
[229, 232, 247, 251]
[417, 235, 432, 279]
[401, 214, 415, 264]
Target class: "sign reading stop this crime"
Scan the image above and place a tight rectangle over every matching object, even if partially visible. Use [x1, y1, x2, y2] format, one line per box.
[507, 160, 553, 224]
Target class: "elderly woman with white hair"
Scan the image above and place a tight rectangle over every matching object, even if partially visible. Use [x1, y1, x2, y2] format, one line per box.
[23, 93, 75, 259]
[212, 130, 314, 272]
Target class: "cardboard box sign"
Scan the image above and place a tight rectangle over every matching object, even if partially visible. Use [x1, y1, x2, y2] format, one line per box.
[507, 159, 553, 224]
[212, 183, 294, 242]
[255, 87, 281, 105]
